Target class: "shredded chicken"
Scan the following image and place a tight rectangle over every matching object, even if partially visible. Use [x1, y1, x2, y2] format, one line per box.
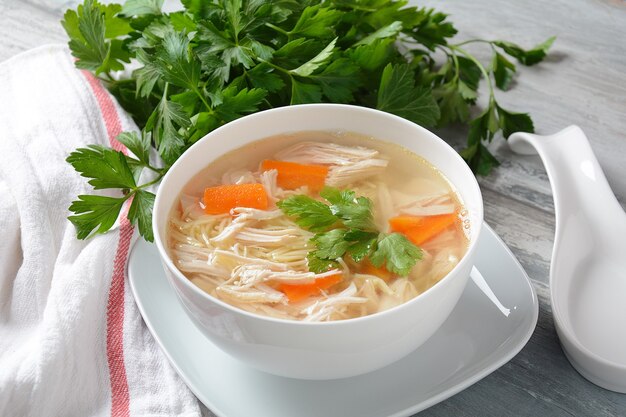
[230, 264, 341, 286]
[394, 192, 456, 216]
[231, 207, 283, 220]
[221, 169, 256, 185]
[375, 182, 394, 231]
[216, 286, 286, 304]
[326, 159, 388, 187]
[233, 227, 301, 247]
[210, 208, 283, 243]
[275, 141, 381, 165]
[302, 283, 367, 321]
[276, 141, 389, 186]
[378, 279, 419, 312]
[258, 169, 279, 203]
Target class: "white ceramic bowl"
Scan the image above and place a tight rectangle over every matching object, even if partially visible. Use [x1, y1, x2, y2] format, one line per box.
[153, 104, 483, 380]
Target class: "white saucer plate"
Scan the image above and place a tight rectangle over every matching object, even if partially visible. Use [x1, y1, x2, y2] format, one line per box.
[128, 223, 538, 417]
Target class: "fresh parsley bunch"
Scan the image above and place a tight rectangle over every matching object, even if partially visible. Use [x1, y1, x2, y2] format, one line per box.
[278, 187, 422, 275]
[62, 0, 554, 241]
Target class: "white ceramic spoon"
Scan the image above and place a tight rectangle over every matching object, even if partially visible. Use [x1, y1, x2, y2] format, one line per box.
[509, 126, 626, 393]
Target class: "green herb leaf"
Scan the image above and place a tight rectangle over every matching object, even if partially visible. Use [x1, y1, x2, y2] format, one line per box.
[434, 81, 470, 125]
[134, 58, 162, 98]
[370, 233, 422, 276]
[289, 37, 337, 77]
[278, 187, 421, 276]
[288, 5, 342, 39]
[497, 105, 534, 138]
[332, 196, 376, 230]
[492, 52, 516, 90]
[245, 63, 285, 93]
[319, 186, 355, 206]
[146, 89, 190, 166]
[128, 189, 155, 241]
[307, 252, 340, 274]
[459, 104, 503, 175]
[196, 21, 258, 82]
[63, 0, 131, 74]
[154, 30, 200, 91]
[494, 36, 555, 66]
[460, 142, 500, 176]
[68, 194, 127, 239]
[377, 63, 440, 127]
[311, 229, 350, 259]
[406, 8, 457, 50]
[457, 55, 482, 90]
[116, 131, 151, 165]
[277, 195, 338, 232]
[121, 0, 163, 16]
[354, 21, 403, 46]
[291, 78, 323, 104]
[214, 86, 267, 122]
[345, 230, 378, 262]
[311, 58, 360, 102]
[66, 145, 137, 190]
[321, 187, 376, 230]
[348, 38, 394, 72]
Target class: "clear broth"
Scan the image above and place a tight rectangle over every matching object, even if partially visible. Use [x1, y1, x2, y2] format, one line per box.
[168, 131, 469, 321]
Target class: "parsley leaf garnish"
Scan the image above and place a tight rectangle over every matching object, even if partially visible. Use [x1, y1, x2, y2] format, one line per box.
[276, 195, 338, 232]
[370, 233, 423, 276]
[307, 253, 340, 274]
[311, 229, 350, 259]
[320, 187, 376, 231]
[279, 187, 422, 276]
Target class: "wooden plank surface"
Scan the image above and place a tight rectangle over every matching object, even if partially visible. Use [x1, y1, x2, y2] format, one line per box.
[1, 0, 625, 416]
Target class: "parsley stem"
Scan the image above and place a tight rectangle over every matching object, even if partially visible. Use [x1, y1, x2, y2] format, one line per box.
[265, 23, 289, 37]
[259, 58, 290, 75]
[437, 45, 460, 84]
[337, 3, 377, 12]
[450, 51, 460, 84]
[452, 39, 492, 47]
[137, 173, 165, 190]
[450, 45, 495, 100]
[193, 86, 212, 112]
[145, 164, 164, 175]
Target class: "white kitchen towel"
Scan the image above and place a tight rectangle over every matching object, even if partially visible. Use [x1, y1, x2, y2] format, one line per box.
[0, 44, 201, 417]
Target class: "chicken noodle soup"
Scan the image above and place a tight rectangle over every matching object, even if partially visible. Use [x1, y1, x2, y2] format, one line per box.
[168, 131, 469, 321]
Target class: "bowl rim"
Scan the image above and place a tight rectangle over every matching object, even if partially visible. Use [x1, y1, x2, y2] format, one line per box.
[152, 103, 484, 327]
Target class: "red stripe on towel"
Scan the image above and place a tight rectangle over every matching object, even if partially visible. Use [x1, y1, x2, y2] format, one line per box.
[83, 71, 127, 154]
[83, 71, 133, 417]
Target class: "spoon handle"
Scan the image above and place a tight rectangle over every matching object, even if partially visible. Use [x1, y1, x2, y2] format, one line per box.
[509, 126, 624, 230]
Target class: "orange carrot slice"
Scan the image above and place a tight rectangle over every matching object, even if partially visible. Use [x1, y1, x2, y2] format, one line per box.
[360, 259, 393, 281]
[389, 213, 457, 245]
[203, 183, 268, 215]
[261, 160, 328, 191]
[279, 274, 342, 303]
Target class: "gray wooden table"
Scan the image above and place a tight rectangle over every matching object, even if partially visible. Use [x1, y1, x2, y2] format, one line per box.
[1, 0, 624, 415]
